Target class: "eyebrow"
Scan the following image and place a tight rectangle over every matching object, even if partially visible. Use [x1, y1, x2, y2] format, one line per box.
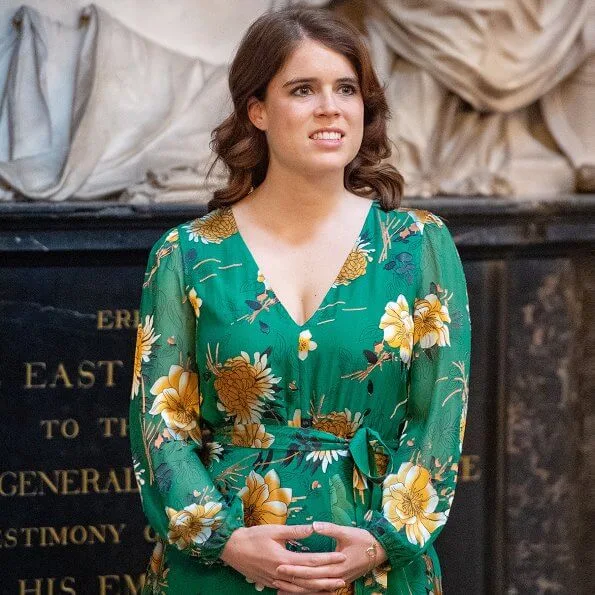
[281, 76, 359, 88]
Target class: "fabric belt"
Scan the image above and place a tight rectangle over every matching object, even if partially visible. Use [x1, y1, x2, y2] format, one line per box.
[212, 424, 398, 526]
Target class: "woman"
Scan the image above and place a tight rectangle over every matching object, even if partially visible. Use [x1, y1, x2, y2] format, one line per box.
[129, 6, 471, 594]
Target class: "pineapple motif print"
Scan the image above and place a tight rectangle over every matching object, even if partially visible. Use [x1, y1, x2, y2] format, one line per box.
[206, 346, 282, 425]
[334, 234, 375, 286]
[185, 207, 237, 244]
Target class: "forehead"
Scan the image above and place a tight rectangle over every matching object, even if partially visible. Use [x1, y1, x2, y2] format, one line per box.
[274, 39, 357, 83]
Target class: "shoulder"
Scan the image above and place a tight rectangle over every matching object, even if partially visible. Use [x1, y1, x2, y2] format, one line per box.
[177, 206, 238, 246]
[388, 206, 446, 230]
[374, 202, 448, 236]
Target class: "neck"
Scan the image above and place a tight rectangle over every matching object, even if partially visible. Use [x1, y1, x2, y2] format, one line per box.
[245, 165, 357, 226]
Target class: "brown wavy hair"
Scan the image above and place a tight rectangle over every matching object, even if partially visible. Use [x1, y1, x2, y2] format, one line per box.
[206, 5, 403, 212]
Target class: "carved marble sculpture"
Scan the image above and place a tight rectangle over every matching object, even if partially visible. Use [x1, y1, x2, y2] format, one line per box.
[367, 0, 595, 195]
[0, 4, 233, 201]
[0, 0, 592, 201]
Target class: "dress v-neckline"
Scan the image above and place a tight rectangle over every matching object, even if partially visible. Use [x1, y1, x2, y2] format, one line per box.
[228, 199, 377, 330]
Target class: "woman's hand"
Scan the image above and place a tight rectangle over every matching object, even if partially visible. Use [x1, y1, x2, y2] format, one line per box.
[274, 521, 388, 594]
[220, 524, 348, 592]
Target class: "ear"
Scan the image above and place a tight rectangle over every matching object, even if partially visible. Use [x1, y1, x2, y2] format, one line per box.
[247, 96, 267, 131]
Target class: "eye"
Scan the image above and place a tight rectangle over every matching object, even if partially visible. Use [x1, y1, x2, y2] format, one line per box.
[339, 84, 358, 95]
[291, 85, 313, 97]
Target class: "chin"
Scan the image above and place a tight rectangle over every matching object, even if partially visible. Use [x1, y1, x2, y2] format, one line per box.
[305, 151, 354, 166]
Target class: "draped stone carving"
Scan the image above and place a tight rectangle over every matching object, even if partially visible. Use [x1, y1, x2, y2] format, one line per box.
[0, 1, 591, 201]
[367, 0, 594, 195]
[0, 5, 230, 201]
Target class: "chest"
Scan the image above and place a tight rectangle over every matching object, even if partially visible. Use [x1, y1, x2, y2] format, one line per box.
[240, 231, 357, 327]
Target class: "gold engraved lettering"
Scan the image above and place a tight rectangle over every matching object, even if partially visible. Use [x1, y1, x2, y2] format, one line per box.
[98, 417, 128, 438]
[1, 524, 126, 548]
[24, 362, 47, 389]
[48, 363, 74, 389]
[40, 419, 80, 439]
[97, 310, 114, 330]
[23, 361, 125, 389]
[1, 527, 17, 548]
[97, 361, 123, 388]
[143, 525, 158, 543]
[123, 575, 144, 594]
[77, 361, 96, 388]
[0, 468, 138, 496]
[460, 454, 482, 482]
[97, 309, 140, 330]
[18, 577, 76, 595]
[98, 575, 145, 595]
[115, 310, 132, 329]
[81, 468, 100, 494]
[0, 472, 16, 496]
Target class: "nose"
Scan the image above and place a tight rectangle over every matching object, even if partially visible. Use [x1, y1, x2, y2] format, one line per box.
[314, 89, 340, 117]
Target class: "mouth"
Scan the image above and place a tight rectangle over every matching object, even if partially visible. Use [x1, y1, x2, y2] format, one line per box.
[308, 132, 345, 141]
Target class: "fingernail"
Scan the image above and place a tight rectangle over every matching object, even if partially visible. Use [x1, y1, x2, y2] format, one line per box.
[313, 521, 322, 530]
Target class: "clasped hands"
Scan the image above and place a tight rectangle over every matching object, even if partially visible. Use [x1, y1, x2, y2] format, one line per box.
[220, 522, 387, 594]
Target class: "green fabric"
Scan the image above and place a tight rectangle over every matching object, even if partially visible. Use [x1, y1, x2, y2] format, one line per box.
[129, 199, 471, 594]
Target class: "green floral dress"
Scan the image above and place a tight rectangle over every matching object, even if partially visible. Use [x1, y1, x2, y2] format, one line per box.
[129, 198, 471, 594]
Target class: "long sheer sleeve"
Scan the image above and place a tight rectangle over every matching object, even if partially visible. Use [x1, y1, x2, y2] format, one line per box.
[362, 213, 472, 570]
[128, 226, 245, 564]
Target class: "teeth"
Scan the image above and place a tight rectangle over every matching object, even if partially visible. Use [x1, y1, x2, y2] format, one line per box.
[311, 131, 342, 140]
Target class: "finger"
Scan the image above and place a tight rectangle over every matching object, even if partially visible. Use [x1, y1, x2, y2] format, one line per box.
[275, 577, 346, 593]
[277, 564, 345, 580]
[273, 524, 314, 540]
[312, 521, 348, 540]
[272, 580, 311, 593]
[284, 551, 347, 567]
[273, 576, 345, 593]
[245, 576, 273, 591]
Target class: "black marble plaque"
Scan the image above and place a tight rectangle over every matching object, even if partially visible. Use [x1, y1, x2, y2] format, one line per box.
[1, 259, 156, 594]
[0, 196, 592, 595]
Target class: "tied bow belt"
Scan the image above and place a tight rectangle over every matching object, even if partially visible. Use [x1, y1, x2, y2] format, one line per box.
[212, 424, 399, 526]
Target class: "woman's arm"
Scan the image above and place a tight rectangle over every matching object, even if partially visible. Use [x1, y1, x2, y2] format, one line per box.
[361, 213, 472, 569]
[128, 227, 244, 564]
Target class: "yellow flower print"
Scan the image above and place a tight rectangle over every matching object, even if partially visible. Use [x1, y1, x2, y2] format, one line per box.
[374, 451, 389, 476]
[257, 269, 272, 292]
[379, 295, 414, 365]
[238, 469, 292, 527]
[406, 209, 444, 233]
[205, 441, 223, 465]
[413, 294, 451, 349]
[298, 329, 318, 361]
[165, 228, 179, 243]
[165, 501, 224, 549]
[335, 237, 375, 286]
[149, 364, 201, 442]
[353, 466, 368, 503]
[150, 540, 164, 573]
[131, 314, 161, 399]
[232, 423, 275, 448]
[313, 408, 363, 439]
[305, 449, 349, 473]
[382, 462, 447, 547]
[371, 561, 390, 588]
[186, 208, 237, 244]
[188, 287, 202, 317]
[213, 351, 282, 424]
[288, 409, 302, 427]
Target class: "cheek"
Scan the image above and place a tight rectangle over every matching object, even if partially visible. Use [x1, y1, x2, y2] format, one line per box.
[267, 109, 308, 147]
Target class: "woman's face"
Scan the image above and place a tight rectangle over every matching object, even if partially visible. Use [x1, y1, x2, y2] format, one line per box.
[248, 38, 365, 177]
